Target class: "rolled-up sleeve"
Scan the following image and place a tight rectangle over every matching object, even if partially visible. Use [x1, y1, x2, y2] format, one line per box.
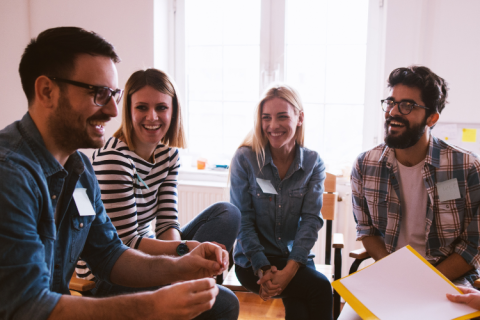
[0, 161, 61, 320]
[351, 154, 382, 240]
[454, 160, 480, 268]
[289, 155, 325, 265]
[230, 149, 270, 273]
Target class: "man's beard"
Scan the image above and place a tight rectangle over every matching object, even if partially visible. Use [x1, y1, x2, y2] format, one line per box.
[384, 115, 427, 149]
[47, 92, 108, 153]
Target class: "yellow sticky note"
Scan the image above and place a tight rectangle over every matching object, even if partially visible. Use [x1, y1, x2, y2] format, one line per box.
[462, 128, 477, 143]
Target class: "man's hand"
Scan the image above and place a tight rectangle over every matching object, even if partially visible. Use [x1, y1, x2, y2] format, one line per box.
[174, 242, 228, 280]
[257, 266, 280, 300]
[446, 286, 480, 311]
[152, 278, 218, 320]
[362, 236, 389, 261]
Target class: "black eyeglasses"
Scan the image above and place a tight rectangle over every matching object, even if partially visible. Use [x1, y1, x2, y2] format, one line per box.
[381, 99, 428, 115]
[49, 77, 124, 107]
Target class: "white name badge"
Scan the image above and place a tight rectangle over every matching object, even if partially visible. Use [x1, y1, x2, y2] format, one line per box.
[256, 178, 278, 194]
[436, 178, 461, 202]
[73, 188, 96, 216]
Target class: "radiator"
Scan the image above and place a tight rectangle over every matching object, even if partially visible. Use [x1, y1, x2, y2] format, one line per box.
[177, 182, 228, 226]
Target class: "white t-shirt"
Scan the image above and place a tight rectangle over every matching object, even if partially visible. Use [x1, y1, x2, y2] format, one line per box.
[395, 158, 428, 258]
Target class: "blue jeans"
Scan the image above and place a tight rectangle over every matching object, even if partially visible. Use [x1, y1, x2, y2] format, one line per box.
[94, 202, 241, 320]
[236, 257, 333, 320]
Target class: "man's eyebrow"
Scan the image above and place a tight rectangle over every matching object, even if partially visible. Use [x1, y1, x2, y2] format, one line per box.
[386, 97, 417, 103]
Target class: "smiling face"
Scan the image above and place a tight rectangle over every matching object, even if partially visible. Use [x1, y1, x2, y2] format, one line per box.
[131, 85, 173, 155]
[47, 54, 119, 152]
[261, 97, 303, 152]
[384, 84, 430, 149]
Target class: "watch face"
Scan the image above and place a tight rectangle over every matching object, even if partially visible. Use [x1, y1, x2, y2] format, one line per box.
[177, 243, 189, 256]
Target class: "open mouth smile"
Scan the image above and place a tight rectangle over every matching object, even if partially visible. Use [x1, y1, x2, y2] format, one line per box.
[143, 124, 161, 131]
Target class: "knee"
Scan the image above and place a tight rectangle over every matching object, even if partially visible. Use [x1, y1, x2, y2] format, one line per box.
[216, 285, 240, 319]
[212, 202, 241, 227]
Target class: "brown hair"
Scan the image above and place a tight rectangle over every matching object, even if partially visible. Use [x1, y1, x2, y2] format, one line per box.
[114, 68, 186, 149]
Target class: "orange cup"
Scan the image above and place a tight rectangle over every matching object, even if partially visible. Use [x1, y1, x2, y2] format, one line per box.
[197, 158, 207, 170]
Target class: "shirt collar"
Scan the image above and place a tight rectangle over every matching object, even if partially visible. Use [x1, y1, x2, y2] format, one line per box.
[262, 143, 304, 171]
[377, 133, 440, 168]
[18, 112, 85, 177]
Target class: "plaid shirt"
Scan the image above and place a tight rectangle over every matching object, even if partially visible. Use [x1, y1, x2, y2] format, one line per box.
[351, 135, 480, 276]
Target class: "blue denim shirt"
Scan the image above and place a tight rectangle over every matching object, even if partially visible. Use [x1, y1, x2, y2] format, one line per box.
[230, 144, 325, 273]
[0, 113, 128, 320]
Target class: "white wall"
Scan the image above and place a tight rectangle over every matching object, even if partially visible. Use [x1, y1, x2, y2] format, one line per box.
[382, 0, 480, 125]
[0, 0, 171, 140]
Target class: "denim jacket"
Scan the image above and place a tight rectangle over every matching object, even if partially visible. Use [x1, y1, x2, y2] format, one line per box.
[0, 113, 128, 320]
[230, 144, 325, 273]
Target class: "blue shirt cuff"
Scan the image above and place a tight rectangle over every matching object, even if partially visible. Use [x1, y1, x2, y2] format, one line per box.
[250, 251, 270, 274]
[289, 246, 309, 265]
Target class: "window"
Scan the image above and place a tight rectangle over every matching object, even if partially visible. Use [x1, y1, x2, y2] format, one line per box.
[173, 0, 369, 168]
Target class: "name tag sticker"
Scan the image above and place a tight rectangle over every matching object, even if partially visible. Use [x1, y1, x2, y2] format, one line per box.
[256, 178, 278, 194]
[73, 188, 96, 216]
[436, 178, 461, 202]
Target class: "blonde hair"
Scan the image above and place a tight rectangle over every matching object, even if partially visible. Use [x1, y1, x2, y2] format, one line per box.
[114, 68, 187, 150]
[239, 83, 305, 168]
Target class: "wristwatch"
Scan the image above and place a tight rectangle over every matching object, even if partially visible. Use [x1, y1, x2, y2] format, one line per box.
[176, 240, 190, 256]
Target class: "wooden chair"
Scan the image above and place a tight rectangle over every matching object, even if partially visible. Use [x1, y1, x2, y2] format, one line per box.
[224, 172, 344, 319]
[69, 271, 96, 296]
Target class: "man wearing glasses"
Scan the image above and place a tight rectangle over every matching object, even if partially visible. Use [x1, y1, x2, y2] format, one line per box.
[339, 66, 480, 319]
[0, 27, 238, 320]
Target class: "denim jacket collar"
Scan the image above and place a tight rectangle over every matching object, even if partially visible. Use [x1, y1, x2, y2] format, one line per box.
[18, 112, 85, 178]
[263, 143, 304, 172]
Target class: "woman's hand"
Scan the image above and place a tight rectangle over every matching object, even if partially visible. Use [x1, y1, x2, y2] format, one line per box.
[258, 260, 300, 297]
[258, 266, 280, 300]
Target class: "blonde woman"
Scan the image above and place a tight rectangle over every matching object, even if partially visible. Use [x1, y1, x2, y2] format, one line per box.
[230, 84, 333, 319]
[76, 68, 240, 319]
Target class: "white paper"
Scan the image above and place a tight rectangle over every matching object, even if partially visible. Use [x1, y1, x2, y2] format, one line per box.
[73, 188, 96, 216]
[256, 178, 278, 194]
[439, 123, 458, 142]
[341, 246, 477, 320]
[437, 178, 461, 202]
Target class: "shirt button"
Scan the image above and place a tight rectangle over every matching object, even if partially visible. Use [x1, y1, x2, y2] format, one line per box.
[279, 205, 281, 208]
[278, 237, 281, 240]
[54, 264, 60, 270]
[52, 195, 57, 200]
[279, 188, 281, 190]
[79, 223, 84, 228]
[446, 205, 450, 209]
[257, 194, 260, 196]
[278, 223, 281, 225]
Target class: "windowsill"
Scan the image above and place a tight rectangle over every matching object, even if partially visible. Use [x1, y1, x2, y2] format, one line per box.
[178, 166, 228, 187]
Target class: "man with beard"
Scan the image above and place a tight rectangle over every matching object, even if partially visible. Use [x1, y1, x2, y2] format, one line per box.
[0, 27, 239, 320]
[339, 66, 480, 319]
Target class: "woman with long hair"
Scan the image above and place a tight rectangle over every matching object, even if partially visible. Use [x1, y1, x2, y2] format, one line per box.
[230, 84, 333, 319]
[76, 68, 240, 319]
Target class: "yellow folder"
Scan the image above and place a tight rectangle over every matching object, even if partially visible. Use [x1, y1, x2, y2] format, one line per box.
[333, 246, 480, 320]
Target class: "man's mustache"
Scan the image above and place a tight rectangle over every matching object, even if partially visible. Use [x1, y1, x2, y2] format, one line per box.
[385, 116, 408, 126]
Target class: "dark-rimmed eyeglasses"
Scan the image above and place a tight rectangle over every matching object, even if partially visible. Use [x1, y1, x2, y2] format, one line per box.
[381, 99, 428, 115]
[48, 77, 124, 107]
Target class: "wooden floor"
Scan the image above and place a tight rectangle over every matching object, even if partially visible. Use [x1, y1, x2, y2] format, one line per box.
[235, 291, 285, 320]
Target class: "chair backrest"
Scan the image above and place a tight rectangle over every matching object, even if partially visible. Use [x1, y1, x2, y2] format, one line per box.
[322, 172, 338, 265]
[322, 172, 338, 221]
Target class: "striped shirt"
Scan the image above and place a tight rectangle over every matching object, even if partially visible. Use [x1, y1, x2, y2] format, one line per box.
[351, 135, 480, 278]
[76, 137, 180, 280]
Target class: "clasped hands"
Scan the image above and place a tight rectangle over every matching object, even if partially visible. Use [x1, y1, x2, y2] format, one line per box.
[256, 261, 300, 301]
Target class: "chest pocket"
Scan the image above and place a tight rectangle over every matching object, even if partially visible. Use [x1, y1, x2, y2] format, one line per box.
[289, 187, 308, 215]
[249, 187, 274, 215]
[70, 214, 95, 262]
[436, 198, 465, 235]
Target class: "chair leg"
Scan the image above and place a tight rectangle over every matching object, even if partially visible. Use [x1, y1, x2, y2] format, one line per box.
[333, 247, 342, 319]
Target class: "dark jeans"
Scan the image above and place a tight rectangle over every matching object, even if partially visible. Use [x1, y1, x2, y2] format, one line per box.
[236, 257, 333, 320]
[93, 202, 241, 320]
